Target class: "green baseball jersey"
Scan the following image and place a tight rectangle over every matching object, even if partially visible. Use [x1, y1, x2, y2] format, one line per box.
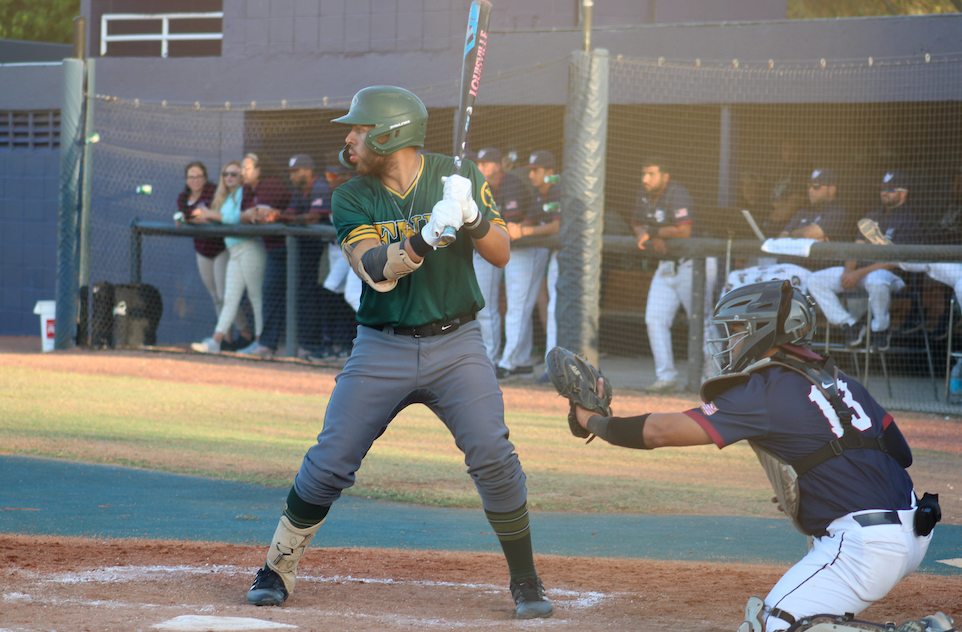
[333, 153, 506, 328]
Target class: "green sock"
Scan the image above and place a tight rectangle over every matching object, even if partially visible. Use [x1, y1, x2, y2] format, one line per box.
[283, 486, 330, 528]
[485, 502, 536, 581]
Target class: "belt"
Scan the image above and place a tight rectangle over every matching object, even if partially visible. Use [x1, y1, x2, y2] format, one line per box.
[372, 313, 476, 338]
[853, 511, 901, 527]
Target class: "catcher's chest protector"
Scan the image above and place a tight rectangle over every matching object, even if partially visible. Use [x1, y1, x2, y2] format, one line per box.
[705, 353, 883, 536]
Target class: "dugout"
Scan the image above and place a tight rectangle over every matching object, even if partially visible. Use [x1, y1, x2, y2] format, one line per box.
[3, 6, 962, 397]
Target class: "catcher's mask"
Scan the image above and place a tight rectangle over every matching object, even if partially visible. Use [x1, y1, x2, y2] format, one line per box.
[708, 280, 816, 375]
[332, 85, 428, 169]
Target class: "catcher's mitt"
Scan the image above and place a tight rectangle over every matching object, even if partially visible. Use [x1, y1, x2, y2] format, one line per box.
[545, 347, 613, 442]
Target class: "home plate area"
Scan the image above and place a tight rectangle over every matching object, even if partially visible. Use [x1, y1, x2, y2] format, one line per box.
[1, 536, 958, 632]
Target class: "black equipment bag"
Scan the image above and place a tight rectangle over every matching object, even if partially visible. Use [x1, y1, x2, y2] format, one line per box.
[89, 282, 116, 348]
[111, 283, 163, 347]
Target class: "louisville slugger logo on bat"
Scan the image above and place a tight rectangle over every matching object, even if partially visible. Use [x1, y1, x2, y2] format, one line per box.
[469, 30, 487, 97]
[454, 0, 492, 164]
[443, 0, 492, 246]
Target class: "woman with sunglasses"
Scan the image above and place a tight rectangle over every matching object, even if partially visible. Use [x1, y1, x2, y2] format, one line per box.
[235, 152, 292, 358]
[178, 161, 253, 350]
[191, 162, 266, 353]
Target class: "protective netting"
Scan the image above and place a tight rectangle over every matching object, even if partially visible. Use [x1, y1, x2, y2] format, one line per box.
[81, 52, 962, 411]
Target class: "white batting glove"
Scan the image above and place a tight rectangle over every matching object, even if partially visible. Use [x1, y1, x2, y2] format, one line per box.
[441, 174, 479, 225]
[421, 199, 464, 248]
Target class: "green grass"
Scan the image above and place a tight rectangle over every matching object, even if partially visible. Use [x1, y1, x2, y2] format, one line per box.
[1, 365, 775, 516]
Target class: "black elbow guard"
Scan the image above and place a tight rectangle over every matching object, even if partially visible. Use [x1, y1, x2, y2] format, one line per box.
[360, 246, 389, 283]
[602, 414, 652, 450]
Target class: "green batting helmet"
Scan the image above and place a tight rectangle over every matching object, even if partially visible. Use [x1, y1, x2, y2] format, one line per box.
[333, 86, 428, 156]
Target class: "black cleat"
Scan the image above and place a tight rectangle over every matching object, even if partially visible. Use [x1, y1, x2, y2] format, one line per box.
[510, 575, 553, 619]
[842, 323, 866, 347]
[247, 565, 288, 606]
[873, 329, 891, 351]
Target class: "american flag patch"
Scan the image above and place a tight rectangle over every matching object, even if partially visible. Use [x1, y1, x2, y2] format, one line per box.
[676, 207, 689, 218]
[700, 402, 718, 415]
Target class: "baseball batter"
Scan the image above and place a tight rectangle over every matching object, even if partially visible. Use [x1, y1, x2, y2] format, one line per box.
[245, 86, 553, 620]
[568, 281, 939, 632]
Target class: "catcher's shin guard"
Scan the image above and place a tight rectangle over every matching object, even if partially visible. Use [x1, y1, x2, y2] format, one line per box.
[786, 612, 956, 632]
[737, 597, 767, 632]
[265, 515, 324, 596]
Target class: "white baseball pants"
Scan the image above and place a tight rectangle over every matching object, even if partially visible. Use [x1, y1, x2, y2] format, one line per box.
[808, 266, 905, 332]
[726, 263, 813, 295]
[498, 247, 550, 370]
[900, 262, 962, 305]
[646, 257, 717, 383]
[763, 507, 931, 631]
[474, 252, 504, 362]
[544, 251, 558, 360]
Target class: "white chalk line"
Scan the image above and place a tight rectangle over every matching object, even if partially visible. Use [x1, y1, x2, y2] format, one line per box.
[23, 564, 607, 610]
[4, 563, 612, 627]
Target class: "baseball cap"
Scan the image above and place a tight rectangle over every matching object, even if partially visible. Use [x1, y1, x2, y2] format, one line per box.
[288, 154, 315, 170]
[524, 150, 556, 170]
[476, 147, 503, 164]
[809, 168, 836, 186]
[878, 170, 910, 190]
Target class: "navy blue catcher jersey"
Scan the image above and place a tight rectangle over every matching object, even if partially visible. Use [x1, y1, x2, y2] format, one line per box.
[685, 362, 915, 535]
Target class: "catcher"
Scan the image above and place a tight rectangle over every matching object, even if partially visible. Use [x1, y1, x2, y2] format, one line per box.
[546, 280, 951, 632]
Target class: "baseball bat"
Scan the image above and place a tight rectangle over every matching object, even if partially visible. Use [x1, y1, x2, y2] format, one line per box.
[438, 0, 492, 247]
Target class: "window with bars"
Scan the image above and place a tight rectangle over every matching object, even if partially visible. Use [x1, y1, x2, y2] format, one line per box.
[0, 111, 61, 149]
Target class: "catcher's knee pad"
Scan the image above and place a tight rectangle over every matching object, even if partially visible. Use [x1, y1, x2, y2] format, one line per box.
[265, 515, 324, 596]
[737, 597, 767, 632]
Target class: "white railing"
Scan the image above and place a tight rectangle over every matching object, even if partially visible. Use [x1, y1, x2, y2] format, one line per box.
[100, 12, 224, 58]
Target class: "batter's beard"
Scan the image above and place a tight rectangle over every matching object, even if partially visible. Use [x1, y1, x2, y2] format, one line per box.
[355, 150, 393, 178]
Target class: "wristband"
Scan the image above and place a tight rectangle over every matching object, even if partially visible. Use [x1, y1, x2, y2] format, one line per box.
[586, 415, 609, 439]
[466, 215, 491, 239]
[606, 413, 652, 450]
[408, 233, 432, 258]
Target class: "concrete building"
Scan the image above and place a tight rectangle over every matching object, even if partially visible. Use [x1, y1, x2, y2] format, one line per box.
[2, 0, 960, 341]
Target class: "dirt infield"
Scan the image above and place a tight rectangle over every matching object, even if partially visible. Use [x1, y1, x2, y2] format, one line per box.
[2, 337, 961, 631]
[1, 535, 959, 632]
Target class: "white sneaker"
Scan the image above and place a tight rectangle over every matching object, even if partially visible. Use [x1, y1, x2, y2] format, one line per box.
[237, 341, 274, 358]
[645, 379, 678, 394]
[191, 337, 220, 353]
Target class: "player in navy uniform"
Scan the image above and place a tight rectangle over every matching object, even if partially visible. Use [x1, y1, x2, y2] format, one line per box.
[570, 280, 942, 632]
[725, 170, 848, 297]
[522, 151, 562, 383]
[808, 170, 917, 351]
[473, 147, 534, 364]
[631, 157, 716, 392]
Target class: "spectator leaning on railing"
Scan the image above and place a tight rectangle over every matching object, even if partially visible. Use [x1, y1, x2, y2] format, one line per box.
[178, 161, 252, 350]
[235, 153, 293, 359]
[190, 161, 266, 354]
